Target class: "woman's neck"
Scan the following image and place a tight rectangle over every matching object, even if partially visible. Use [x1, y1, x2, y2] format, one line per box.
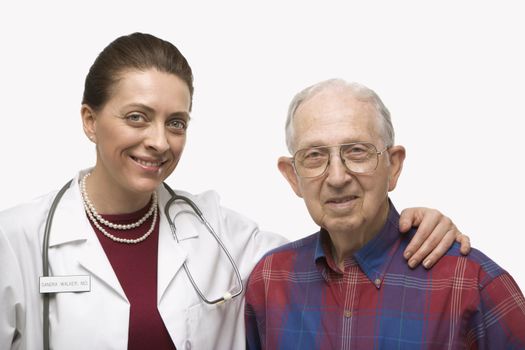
[84, 170, 153, 214]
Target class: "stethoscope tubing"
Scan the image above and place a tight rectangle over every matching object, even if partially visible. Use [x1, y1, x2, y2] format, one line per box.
[42, 180, 73, 350]
[41, 180, 243, 350]
[163, 183, 244, 304]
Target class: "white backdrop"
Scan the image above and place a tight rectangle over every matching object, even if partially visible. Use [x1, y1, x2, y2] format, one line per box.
[1, 1, 523, 289]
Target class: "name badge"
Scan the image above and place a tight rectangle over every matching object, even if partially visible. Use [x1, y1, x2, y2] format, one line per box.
[39, 275, 91, 294]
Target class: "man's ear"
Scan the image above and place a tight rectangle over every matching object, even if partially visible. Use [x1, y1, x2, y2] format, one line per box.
[387, 145, 406, 192]
[81, 104, 97, 143]
[277, 156, 303, 198]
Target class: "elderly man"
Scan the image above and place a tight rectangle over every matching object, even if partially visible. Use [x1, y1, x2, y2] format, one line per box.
[245, 79, 525, 349]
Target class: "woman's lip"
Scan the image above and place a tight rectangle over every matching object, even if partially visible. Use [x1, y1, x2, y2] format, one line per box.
[130, 156, 166, 170]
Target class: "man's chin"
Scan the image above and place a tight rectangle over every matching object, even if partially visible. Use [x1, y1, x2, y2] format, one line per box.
[322, 217, 362, 235]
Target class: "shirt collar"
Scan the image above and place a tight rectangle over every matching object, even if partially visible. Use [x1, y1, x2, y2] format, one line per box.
[314, 199, 403, 288]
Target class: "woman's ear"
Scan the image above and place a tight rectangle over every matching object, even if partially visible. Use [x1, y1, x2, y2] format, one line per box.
[81, 104, 97, 143]
[277, 156, 303, 198]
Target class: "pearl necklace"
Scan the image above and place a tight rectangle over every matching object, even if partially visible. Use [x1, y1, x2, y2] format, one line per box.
[81, 173, 157, 230]
[80, 173, 158, 244]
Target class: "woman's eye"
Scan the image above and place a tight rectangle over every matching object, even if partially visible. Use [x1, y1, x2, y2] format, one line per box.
[168, 119, 187, 130]
[126, 113, 146, 122]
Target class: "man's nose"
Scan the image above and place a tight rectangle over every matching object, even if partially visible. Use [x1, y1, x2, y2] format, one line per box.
[325, 152, 352, 187]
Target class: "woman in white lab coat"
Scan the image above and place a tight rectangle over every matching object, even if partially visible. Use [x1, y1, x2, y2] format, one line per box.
[0, 33, 469, 350]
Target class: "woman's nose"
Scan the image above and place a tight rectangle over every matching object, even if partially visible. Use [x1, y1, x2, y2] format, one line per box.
[145, 124, 170, 153]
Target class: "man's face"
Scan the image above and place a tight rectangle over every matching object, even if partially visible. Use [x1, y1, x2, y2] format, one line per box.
[279, 87, 405, 238]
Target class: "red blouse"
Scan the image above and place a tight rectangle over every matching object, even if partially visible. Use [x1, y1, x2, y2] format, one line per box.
[87, 201, 176, 350]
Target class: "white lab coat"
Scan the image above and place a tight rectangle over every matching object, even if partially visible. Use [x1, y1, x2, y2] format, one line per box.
[0, 170, 288, 350]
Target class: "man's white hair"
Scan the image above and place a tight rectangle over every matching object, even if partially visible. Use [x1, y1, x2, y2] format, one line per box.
[285, 79, 395, 153]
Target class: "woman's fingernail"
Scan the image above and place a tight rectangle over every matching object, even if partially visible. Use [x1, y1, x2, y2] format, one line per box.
[423, 259, 432, 269]
[408, 259, 417, 268]
[404, 251, 412, 259]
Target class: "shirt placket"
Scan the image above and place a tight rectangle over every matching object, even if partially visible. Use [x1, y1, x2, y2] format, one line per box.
[326, 260, 359, 350]
[343, 263, 360, 350]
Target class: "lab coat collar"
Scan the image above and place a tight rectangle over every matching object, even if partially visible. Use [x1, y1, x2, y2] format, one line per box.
[157, 184, 190, 301]
[48, 170, 94, 247]
[48, 169, 125, 300]
[48, 172, 200, 246]
[46, 171, 197, 302]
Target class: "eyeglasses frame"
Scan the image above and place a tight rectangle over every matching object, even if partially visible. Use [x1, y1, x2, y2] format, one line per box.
[291, 142, 389, 178]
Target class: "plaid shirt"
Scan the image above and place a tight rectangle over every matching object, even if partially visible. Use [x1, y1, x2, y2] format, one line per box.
[245, 203, 525, 349]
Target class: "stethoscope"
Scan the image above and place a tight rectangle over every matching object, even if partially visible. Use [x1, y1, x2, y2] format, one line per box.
[41, 180, 243, 350]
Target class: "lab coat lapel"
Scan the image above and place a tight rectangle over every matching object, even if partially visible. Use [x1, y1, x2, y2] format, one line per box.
[157, 186, 189, 302]
[48, 176, 127, 301]
[76, 238, 127, 301]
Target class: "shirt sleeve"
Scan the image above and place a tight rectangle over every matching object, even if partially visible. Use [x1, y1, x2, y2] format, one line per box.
[468, 272, 525, 348]
[0, 227, 24, 350]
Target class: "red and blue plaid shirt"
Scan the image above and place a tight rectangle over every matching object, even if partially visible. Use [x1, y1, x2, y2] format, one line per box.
[245, 202, 525, 349]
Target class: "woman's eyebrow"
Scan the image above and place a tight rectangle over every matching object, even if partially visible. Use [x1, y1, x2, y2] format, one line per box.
[170, 111, 191, 120]
[124, 103, 191, 120]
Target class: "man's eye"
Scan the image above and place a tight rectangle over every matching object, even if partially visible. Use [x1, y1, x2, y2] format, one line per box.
[349, 147, 366, 154]
[300, 149, 328, 168]
[344, 145, 370, 158]
[346, 145, 370, 154]
[304, 150, 324, 159]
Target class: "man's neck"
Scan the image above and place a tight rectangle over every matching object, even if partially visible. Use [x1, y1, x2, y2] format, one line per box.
[328, 200, 390, 270]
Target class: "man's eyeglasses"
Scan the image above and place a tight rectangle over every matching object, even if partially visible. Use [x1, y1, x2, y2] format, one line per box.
[292, 142, 388, 178]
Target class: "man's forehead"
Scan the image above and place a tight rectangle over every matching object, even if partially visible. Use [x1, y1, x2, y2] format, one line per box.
[292, 91, 383, 149]
[294, 94, 379, 127]
[294, 118, 383, 150]
[295, 87, 379, 122]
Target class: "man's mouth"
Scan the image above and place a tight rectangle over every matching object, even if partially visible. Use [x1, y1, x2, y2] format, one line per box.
[326, 195, 358, 204]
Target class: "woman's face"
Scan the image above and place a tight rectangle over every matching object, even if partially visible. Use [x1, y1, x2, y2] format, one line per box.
[82, 68, 191, 196]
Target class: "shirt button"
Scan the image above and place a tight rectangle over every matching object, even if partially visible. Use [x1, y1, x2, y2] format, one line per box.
[374, 278, 382, 287]
[344, 310, 352, 318]
[185, 341, 192, 350]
